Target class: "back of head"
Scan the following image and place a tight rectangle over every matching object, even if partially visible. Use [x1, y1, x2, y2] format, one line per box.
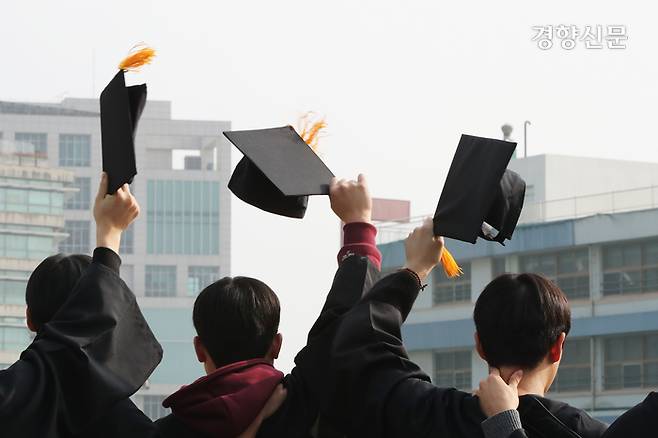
[26, 254, 92, 331]
[193, 276, 280, 369]
[473, 273, 571, 369]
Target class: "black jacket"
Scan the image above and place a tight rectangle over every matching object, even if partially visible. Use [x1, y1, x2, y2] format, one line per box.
[0, 248, 163, 438]
[89, 254, 380, 438]
[600, 392, 658, 438]
[330, 270, 608, 438]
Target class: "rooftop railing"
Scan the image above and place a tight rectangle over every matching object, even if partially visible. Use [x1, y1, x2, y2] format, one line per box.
[375, 185, 658, 245]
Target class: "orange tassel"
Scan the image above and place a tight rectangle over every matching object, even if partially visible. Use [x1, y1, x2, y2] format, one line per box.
[119, 44, 156, 72]
[297, 112, 327, 152]
[441, 248, 463, 278]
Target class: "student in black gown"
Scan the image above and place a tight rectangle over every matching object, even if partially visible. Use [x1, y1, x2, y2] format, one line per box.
[88, 174, 382, 438]
[329, 218, 608, 438]
[0, 174, 162, 438]
[478, 371, 658, 438]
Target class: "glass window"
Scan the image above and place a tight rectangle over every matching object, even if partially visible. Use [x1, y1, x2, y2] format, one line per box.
[492, 257, 507, 278]
[433, 263, 471, 305]
[59, 134, 91, 167]
[603, 240, 658, 296]
[550, 338, 591, 393]
[15, 132, 48, 157]
[147, 180, 220, 255]
[142, 395, 171, 421]
[64, 177, 91, 210]
[145, 265, 177, 297]
[434, 350, 472, 391]
[604, 333, 658, 390]
[187, 266, 221, 296]
[119, 225, 135, 254]
[0, 325, 30, 352]
[520, 249, 590, 300]
[0, 279, 27, 305]
[59, 221, 90, 254]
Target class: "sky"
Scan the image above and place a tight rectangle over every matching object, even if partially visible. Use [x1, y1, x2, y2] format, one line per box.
[2, 0, 657, 371]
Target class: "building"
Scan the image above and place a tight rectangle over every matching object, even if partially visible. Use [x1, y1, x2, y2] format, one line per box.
[376, 154, 658, 423]
[0, 138, 73, 369]
[0, 99, 232, 419]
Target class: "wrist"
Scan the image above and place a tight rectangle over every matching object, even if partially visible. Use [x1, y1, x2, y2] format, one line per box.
[403, 263, 432, 282]
[96, 226, 122, 253]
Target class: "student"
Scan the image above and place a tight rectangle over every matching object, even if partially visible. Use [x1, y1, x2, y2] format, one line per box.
[477, 373, 658, 438]
[329, 219, 608, 438]
[0, 174, 163, 438]
[93, 174, 382, 438]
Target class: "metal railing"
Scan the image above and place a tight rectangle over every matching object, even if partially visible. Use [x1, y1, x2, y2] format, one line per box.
[375, 185, 658, 245]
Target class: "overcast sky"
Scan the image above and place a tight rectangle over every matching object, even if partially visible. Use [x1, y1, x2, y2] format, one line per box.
[2, 0, 657, 371]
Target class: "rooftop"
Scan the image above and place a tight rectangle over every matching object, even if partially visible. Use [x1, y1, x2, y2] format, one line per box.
[0, 100, 97, 117]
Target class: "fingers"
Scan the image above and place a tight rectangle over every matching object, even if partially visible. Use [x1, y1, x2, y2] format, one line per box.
[509, 370, 524, 389]
[96, 173, 109, 201]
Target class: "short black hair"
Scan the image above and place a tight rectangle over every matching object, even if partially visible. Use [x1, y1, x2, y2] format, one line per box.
[193, 276, 281, 368]
[26, 254, 92, 330]
[473, 273, 571, 369]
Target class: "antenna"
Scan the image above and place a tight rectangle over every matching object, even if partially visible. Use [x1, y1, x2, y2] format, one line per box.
[524, 120, 532, 157]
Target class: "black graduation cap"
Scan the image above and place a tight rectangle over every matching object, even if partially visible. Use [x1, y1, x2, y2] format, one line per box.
[224, 126, 335, 219]
[99, 45, 155, 194]
[433, 134, 526, 245]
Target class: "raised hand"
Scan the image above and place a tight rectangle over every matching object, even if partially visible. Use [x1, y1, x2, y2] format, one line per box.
[93, 173, 140, 253]
[404, 218, 444, 282]
[329, 174, 372, 224]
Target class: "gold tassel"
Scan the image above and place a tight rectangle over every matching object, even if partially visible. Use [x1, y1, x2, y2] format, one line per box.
[441, 248, 463, 278]
[297, 112, 327, 152]
[119, 44, 156, 72]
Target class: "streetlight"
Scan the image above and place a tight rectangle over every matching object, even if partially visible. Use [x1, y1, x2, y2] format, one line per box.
[524, 120, 532, 158]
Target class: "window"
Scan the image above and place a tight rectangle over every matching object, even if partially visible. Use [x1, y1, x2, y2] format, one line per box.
[120, 265, 135, 291]
[0, 186, 64, 216]
[145, 265, 177, 297]
[147, 180, 220, 255]
[604, 334, 658, 390]
[520, 249, 590, 300]
[14, 132, 47, 157]
[120, 225, 135, 254]
[187, 266, 220, 296]
[492, 257, 507, 278]
[59, 134, 91, 167]
[550, 338, 591, 393]
[433, 263, 471, 305]
[59, 221, 90, 254]
[525, 185, 536, 203]
[434, 350, 472, 391]
[0, 234, 53, 261]
[64, 177, 91, 210]
[142, 395, 171, 420]
[0, 322, 30, 352]
[0, 279, 28, 305]
[603, 240, 658, 296]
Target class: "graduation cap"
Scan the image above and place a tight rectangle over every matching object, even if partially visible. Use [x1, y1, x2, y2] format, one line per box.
[100, 45, 156, 194]
[434, 134, 526, 277]
[224, 117, 334, 219]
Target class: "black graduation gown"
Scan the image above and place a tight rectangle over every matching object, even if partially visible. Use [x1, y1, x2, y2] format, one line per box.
[600, 392, 658, 438]
[0, 248, 163, 438]
[90, 254, 379, 438]
[330, 270, 608, 438]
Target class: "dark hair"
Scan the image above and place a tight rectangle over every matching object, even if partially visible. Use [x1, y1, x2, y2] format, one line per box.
[193, 276, 281, 368]
[26, 254, 92, 330]
[473, 273, 571, 369]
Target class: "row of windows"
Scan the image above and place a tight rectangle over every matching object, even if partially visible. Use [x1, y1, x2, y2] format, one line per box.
[0, 322, 31, 353]
[146, 180, 221, 255]
[433, 333, 658, 394]
[0, 187, 65, 216]
[429, 239, 658, 306]
[0, 233, 54, 261]
[142, 395, 171, 420]
[4, 132, 91, 166]
[144, 265, 221, 297]
[0, 279, 28, 305]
